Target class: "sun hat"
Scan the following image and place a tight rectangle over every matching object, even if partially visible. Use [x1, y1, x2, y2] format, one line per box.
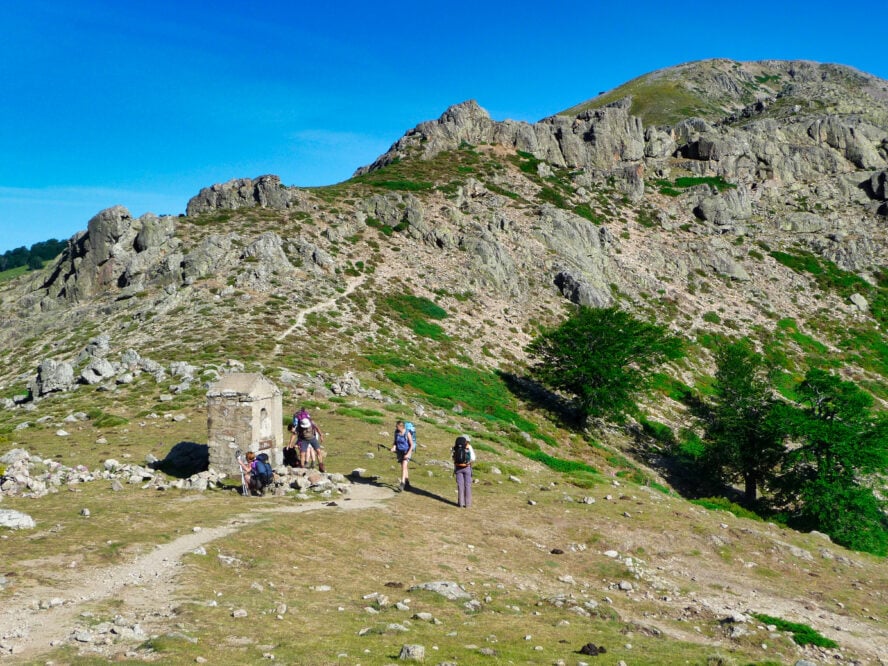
[300, 418, 311, 428]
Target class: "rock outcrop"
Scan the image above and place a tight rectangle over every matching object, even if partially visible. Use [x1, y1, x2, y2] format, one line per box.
[36, 206, 179, 307]
[356, 98, 645, 175]
[185, 175, 305, 216]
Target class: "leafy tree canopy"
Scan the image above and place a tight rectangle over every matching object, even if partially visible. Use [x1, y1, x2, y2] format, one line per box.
[778, 368, 888, 555]
[704, 338, 784, 504]
[527, 306, 682, 423]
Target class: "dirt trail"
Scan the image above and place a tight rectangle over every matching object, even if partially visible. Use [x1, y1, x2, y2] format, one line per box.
[0, 484, 392, 661]
[274, 274, 367, 350]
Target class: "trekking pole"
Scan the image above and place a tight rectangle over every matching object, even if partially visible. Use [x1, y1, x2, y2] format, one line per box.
[234, 449, 249, 496]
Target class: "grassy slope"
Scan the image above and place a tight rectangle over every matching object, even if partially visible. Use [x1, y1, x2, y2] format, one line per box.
[4, 402, 886, 664]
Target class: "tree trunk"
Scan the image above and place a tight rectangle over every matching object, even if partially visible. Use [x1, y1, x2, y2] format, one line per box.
[743, 474, 757, 505]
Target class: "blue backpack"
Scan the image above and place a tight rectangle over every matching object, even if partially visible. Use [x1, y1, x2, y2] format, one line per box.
[254, 453, 274, 485]
[394, 422, 417, 453]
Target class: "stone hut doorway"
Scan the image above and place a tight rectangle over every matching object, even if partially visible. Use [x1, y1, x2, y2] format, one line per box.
[206, 373, 283, 477]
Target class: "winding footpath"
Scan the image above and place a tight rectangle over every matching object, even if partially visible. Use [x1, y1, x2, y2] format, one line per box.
[273, 274, 367, 351]
[0, 484, 392, 661]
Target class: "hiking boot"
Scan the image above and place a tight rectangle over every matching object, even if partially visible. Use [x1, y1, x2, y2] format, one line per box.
[397, 481, 404, 492]
[404, 479, 411, 490]
[318, 462, 326, 473]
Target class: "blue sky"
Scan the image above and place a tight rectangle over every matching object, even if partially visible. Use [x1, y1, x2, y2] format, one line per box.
[2, 0, 886, 253]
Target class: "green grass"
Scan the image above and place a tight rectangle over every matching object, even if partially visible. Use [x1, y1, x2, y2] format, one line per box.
[561, 79, 721, 126]
[387, 365, 537, 433]
[518, 447, 597, 475]
[538, 186, 567, 208]
[87, 408, 130, 428]
[378, 292, 449, 340]
[0, 265, 31, 283]
[751, 614, 838, 648]
[770, 251, 886, 325]
[573, 203, 604, 224]
[654, 176, 736, 194]
[691, 497, 762, 522]
[367, 180, 434, 192]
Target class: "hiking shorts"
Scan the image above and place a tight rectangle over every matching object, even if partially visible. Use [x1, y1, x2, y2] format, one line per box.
[396, 449, 411, 463]
[298, 437, 321, 453]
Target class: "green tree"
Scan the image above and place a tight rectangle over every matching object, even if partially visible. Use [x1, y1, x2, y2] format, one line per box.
[526, 306, 682, 423]
[778, 369, 888, 555]
[704, 338, 784, 504]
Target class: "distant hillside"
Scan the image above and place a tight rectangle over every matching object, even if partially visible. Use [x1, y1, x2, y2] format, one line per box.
[0, 238, 65, 273]
[559, 58, 888, 128]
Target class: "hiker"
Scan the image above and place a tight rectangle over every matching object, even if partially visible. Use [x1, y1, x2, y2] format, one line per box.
[452, 435, 476, 508]
[296, 416, 325, 472]
[238, 450, 274, 495]
[391, 420, 415, 491]
[285, 423, 316, 467]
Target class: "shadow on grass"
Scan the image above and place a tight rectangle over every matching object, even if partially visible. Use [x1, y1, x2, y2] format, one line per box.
[497, 370, 583, 429]
[497, 370, 748, 507]
[403, 482, 458, 507]
[150, 441, 208, 478]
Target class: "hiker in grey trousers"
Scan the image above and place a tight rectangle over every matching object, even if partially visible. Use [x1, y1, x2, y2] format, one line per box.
[453, 436, 476, 508]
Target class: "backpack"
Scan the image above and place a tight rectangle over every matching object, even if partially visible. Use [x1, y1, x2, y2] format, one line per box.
[292, 408, 310, 427]
[253, 453, 274, 486]
[394, 431, 411, 453]
[453, 440, 471, 467]
[404, 421, 417, 448]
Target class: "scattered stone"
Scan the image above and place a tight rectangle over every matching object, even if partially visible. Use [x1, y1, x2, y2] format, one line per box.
[409, 581, 471, 600]
[0, 509, 36, 529]
[231, 609, 248, 618]
[398, 644, 425, 661]
[80, 508, 90, 517]
[579, 643, 607, 657]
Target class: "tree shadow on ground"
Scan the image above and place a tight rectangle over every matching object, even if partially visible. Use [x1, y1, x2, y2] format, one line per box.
[498, 370, 745, 505]
[150, 441, 209, 479]
[497, 371, 584, 430]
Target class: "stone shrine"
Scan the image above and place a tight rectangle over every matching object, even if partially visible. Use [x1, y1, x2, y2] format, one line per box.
[206, 373, 283, 476]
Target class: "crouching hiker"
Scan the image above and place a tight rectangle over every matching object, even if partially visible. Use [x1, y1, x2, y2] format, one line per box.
[452, 435, 475, 508]
[238, 451, 274, 496]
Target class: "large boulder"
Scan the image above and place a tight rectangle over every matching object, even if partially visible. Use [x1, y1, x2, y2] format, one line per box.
[36, 359, 75, 396]
[693, 187, 753, 227]
[554, 271, 611, 308]
[35, 207, 179, 305]
[81, 358, 116, 385]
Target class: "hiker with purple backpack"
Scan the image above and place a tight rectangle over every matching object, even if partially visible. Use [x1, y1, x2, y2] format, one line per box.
[292, 408, 325, 472]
